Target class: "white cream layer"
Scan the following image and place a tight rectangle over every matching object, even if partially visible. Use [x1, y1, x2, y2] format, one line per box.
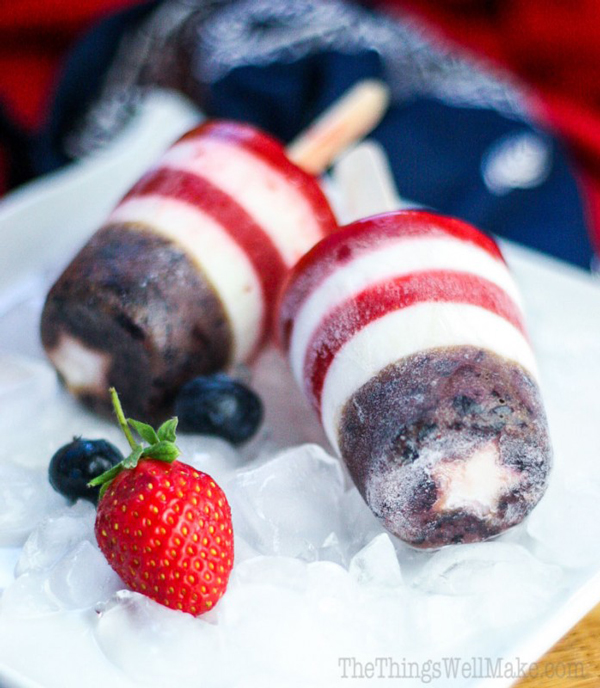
[290, 236, 523, 390]
[48, 333, 111, 395]
[431, 441, 522, 518]
[109, 196, 263, 363]
[319, 302, 538, 453]
[161, 139, 326, 266]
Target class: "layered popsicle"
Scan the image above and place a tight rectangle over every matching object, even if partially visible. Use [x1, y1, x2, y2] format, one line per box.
[279, 210, 552, 548]
[42, 120, 337, 421]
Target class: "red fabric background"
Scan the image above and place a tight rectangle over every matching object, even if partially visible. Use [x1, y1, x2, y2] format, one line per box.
[0, 0, 144, 130]
[0, 0, 144, 192]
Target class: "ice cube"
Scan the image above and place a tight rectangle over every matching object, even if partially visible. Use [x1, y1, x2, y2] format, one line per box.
[0, 570, 60, 617]
[48, 540, 123, 609]
[300, 562, 376, 678]
[0, 547, 20, 591]
[3, 503, 121, 616]
[413, 542, 563, 628]
[16, 500, 96, 575]
[0, 355, 58, 435]
[214, 575, 312, 683]
[349, 586, 417, 659]
[95, 590, 223, 686]
[305, 560, 359, 615]
[0, 462, 67, 546]
[226, 444, 345, 559]
[3, 387, 122, 470]
[338, 487, 386, 557]
[232, 533, 261, 565]
[405, 590, 480, 654]
[231, 555, 308, 592]
[527, 482, 600, 568]
[177, 434, 245, 484]
[216, 559, 365, 684]
[349, 533, 403, 588]
[318, 532, 348, 567]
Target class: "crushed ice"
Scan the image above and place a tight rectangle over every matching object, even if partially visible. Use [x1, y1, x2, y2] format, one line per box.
[0, 343, 597, 686]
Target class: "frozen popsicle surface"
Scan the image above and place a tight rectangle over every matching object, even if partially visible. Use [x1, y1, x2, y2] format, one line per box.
[279, 210, 552, 548]
[41, 121, 337, 420]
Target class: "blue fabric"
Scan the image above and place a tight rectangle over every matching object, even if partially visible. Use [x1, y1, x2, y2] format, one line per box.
[371, 102, 592, 268]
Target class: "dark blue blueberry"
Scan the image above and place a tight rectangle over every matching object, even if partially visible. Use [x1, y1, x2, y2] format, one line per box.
[175, 374, 263, 445]
[49, 438, 123, 504]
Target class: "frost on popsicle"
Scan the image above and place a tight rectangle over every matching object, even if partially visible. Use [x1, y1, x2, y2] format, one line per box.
[279, 210, 553, 547]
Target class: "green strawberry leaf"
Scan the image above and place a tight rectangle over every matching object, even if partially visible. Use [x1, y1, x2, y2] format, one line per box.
[98, 481, 113, 500]
[141, 440, 180, 463]
[122, 445, 144, 469]
[128, 419, 159, 445]
[88, 388, 182, 498]
[88, 462, 123, 488]
[157, 418, 178, 443]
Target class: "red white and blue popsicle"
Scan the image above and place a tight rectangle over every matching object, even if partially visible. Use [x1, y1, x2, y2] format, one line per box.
[279, 147, 552, 548]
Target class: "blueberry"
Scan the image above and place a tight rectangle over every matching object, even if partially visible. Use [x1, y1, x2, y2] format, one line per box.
[175, 374, 263, 445]
[49, 438, 123, 504]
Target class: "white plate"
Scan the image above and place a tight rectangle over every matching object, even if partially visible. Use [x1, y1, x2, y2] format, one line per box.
[0, 91, 599, 688]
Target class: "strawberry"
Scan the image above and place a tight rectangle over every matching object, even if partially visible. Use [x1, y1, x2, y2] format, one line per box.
[90, 388, 234, 615]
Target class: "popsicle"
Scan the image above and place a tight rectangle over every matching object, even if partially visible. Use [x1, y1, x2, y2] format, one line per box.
[278, 144, 552, 548]
[41, 81, 389, 421]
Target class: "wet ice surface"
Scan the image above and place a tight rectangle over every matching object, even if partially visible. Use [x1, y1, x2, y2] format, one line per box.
[226, 444, 346, 560]
[0, 462, 67, 546]
[1, 500, 122, 617]
[0, 248, 599, 687]
[0, 360, 574, 687]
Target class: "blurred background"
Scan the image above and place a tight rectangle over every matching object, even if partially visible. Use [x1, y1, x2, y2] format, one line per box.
[1, 0, 599, 271]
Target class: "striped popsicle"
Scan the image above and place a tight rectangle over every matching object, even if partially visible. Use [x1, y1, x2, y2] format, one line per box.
[41, 82, 389, 421]
[41, 121, 338, 421]
[279, 210, 552, 548]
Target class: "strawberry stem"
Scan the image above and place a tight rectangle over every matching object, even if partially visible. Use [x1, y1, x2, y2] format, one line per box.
[110, 387, 138, 451]
[88, 388, 181, 498]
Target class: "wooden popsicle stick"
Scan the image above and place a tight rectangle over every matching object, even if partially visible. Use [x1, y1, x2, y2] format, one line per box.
[332, 140, 400, 223]
[286, 80, 390, 175]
